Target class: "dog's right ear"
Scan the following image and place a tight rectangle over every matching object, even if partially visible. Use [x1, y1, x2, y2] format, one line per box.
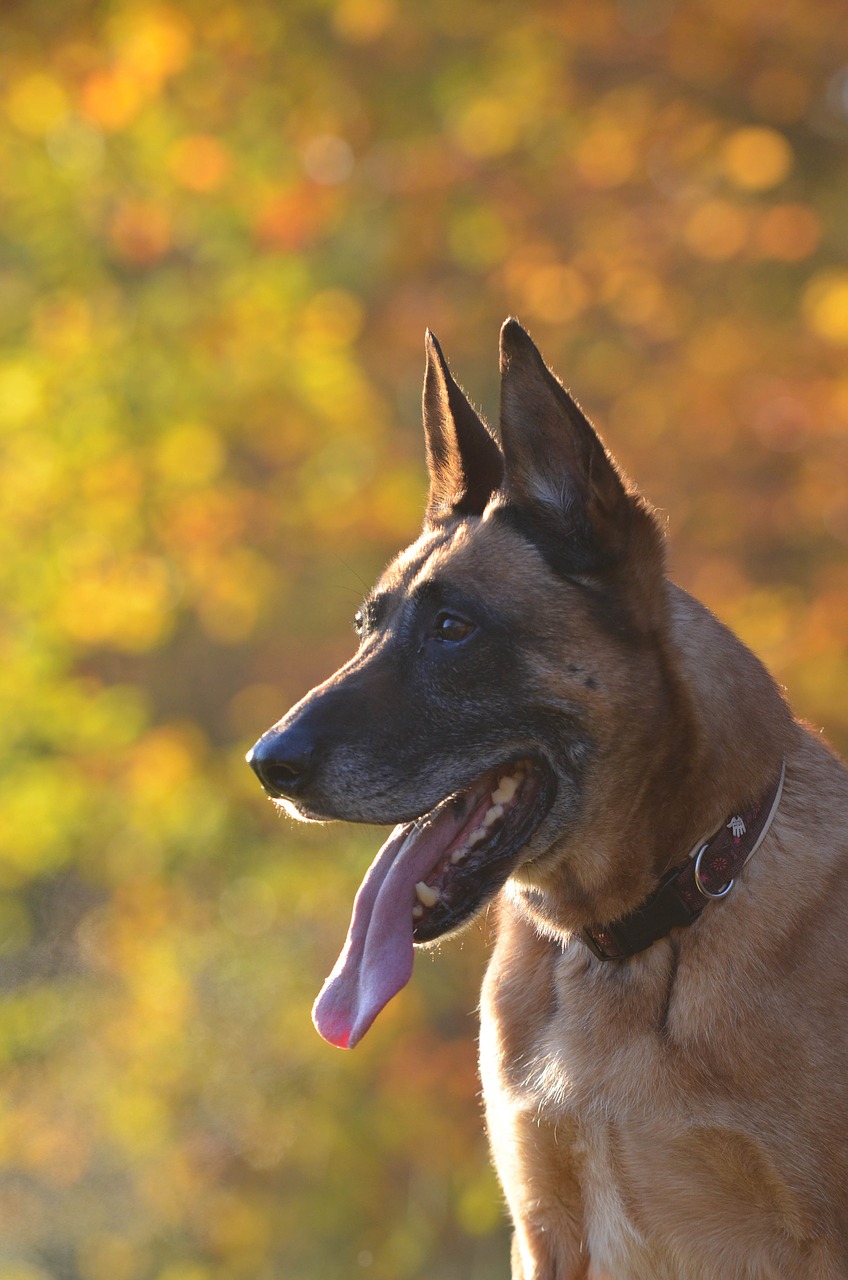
[422, 331, 503, 523]
[495, 319, 666, 605]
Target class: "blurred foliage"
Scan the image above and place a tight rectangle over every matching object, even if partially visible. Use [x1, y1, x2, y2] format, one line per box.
[0, 0, 847, 1275]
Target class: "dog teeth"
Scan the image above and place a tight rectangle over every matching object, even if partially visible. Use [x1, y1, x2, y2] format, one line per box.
[492, 775, 520, 804]
[412, 771, 525, 911]
[415, 881, 440, 907]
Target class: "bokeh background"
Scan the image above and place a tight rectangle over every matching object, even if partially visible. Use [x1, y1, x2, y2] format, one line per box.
[2, 0, 848, 1276]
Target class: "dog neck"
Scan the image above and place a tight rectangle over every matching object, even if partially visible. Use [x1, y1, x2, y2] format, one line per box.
[580, 759, 786, 960]
[642, 580, 792, 845]
[510, 580, 794, 944]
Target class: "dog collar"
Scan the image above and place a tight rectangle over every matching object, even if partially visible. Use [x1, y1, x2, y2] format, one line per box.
[581, 760, 786, 962]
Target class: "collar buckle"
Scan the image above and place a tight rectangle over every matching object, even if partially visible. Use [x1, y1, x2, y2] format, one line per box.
[694, 843, 734, 899]
[580, 761, 786, 962]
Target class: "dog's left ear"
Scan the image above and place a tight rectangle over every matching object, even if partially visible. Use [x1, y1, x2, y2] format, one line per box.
[422, 330, 503, 522]
[498, 319, 660, 575]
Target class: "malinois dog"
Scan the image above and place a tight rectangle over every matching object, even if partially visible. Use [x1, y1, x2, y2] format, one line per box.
[248, 320, 848, 1278]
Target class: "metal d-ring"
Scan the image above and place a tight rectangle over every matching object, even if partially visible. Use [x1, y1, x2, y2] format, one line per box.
[694, 844, 735, 900]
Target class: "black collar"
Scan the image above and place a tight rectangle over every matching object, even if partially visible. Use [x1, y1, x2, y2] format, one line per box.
[581, 762, 786, 961]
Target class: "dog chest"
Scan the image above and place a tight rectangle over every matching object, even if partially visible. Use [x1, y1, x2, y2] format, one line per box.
[481, 930, 829, 1278]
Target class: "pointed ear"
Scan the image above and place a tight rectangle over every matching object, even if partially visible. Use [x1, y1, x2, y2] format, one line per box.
[422, 330, 503, 522]
[498, 319, 660, 574]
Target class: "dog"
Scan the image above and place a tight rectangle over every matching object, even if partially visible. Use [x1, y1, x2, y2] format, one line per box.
[248, 320, 848, 1278]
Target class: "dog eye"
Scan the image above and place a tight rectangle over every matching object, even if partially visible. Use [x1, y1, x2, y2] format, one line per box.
[433, 612, 475, 643]
[353, 610, 365, 635]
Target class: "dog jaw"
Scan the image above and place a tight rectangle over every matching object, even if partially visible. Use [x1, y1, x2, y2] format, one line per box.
[408, 758, 555, 943]
[311, 756, 555, 1048]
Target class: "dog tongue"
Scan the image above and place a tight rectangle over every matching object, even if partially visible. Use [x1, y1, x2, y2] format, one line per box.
[312, 814, 452, 1049]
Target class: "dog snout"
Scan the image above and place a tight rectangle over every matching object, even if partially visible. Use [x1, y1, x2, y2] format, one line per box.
[247, 724, 315, 798]
[246, 669, 384, 815]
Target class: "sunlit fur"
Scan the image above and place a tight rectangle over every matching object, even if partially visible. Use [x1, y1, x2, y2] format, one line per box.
[255, 321, 848, 1277]
[475, 326, 848, 1278]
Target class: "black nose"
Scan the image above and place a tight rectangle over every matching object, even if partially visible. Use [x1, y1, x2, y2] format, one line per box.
[246, 726, 314, 798]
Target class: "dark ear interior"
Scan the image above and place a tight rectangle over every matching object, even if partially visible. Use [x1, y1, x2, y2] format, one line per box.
[498, 318, 626, 522]
[497, 318, 663, 580]
[422, 330, 503, 521]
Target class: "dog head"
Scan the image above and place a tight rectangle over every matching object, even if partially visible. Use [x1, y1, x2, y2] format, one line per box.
[248, 321, 685, 1045]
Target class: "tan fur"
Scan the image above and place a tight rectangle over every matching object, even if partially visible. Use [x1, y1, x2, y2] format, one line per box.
[480, 577, 848, 1278]
[375, 495, 848, 1274]
[252, 321, 848, 1277]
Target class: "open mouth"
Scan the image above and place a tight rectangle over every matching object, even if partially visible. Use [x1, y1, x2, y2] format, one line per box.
[408, 757, 554, 942]
[312, 756, 555, 1049]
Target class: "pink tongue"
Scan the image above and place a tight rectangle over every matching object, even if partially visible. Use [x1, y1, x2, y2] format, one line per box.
[312, 814, 456, 1049]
